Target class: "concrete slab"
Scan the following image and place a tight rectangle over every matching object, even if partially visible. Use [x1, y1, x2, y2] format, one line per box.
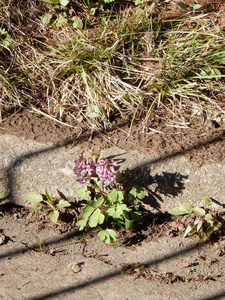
[0, 134, 224, 211]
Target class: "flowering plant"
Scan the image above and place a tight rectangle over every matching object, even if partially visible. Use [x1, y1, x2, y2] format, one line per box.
[74, 154, 120, 186]
[74, 150, 145, 243]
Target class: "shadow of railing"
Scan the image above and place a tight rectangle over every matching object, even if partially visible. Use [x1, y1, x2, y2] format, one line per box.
[0, 126, 225, 299]
[198, 293, 225, 300]
[28, 240, 206, 300]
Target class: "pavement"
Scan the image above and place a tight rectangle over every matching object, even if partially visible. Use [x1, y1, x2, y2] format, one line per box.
[0, 134, 224, 210]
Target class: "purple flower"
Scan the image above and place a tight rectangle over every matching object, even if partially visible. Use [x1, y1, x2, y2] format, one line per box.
[96, 159, 120, 186]
[74, 155, 96, 184]
[74, 154, 121, 186]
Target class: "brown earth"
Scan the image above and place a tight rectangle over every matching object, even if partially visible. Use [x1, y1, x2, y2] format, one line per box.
[1, 108, 225, 166]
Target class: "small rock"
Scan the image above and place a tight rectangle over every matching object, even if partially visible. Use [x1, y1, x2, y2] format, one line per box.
[69, 262, 82, 273]
[0, 232, 6, 245]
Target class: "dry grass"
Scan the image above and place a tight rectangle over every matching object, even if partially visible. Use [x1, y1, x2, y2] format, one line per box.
[0, 0, 225, 131]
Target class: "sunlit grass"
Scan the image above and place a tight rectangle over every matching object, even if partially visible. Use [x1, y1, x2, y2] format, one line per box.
[0, 0, 224, 131]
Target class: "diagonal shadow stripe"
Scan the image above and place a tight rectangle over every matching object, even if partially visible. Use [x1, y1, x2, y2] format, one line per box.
[27, 240, 205, 300]
[198, 292, 225, 300]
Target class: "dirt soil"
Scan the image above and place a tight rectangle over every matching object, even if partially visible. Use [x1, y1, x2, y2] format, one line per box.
[1, 108, 225, 165]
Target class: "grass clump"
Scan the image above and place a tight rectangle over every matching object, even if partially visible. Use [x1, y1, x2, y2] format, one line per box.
[0, 0, 225, 130]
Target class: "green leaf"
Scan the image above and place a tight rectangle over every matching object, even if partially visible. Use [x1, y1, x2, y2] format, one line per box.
[75, 186, 91, 198]
[130, 184, 146, 200]
[59, 0, 69, 6]
[83, 205, 95, 215]
[125, 218, 133, 230]
[49, 211, 59, 222]
[205, 214, 213, 221]
[214, 221, 223, 231]
[89, 208, 105, 228]
[208, 201, 216, 208]
[130, 210, 142, 221]
[45, 188, 52, 202]
[41, 14, 53, 24]
[218, 208, 225, 212]
[194, 220, 203, 232]
[107, 203, 129, 219]
[206, 226, 214, 236]
[76, 218, 88, 231]
[32, 205, 41, 211]
[55, 13, 67, 27]
[89, 197, 104, 208]
[129, 189, 136, 199]
[0, 191, 10, 200]
[193, 207, 205, 216]
[0, 28, 7, 35]
[107, 190, 124, 203]
[136, 8, 144, 17]
[68, 16, 83, 29]
[198, 232, 206, 241]
[2, 35, 14, 47]
[116, 218, 123, 226]
[97, 229, 117, 244]
[177, 1, 187, 10]
[41, 0, 58, 3]
[193, 4, 201, 10]
[168, 204, 193, 215]
[107, 207, 122, 219]
[57, 200, 71, 208]
[211, 48, 225, 64]
[23, 192, 43, 204]
[42, 206, 52, 211]
[202, 197, 211, 204]
[89, 8, 97, 15]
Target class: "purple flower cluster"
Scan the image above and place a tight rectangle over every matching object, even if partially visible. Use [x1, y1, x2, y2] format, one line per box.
[74, 154, 120, 186]
[96, 159, 120, 186]
[73, 155, 96, 184]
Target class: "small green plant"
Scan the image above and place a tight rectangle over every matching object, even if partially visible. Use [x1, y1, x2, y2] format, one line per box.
[23, 188, 71, 222]
[74, 150, 145, 243]
[176, 1, 202, 11]
[0, 29, 15, 47]
[169, 197, 225, 241]
[41, 0, 83, 28]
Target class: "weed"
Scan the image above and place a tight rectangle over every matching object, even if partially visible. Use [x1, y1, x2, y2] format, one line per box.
[23, 188, 71, 222]
[74, 149, 145, 243]
[169, 197, 225, 240]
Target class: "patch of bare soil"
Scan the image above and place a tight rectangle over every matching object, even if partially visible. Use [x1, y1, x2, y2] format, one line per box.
[1, 108, 225, 166]
[3, 201, 225, 244]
